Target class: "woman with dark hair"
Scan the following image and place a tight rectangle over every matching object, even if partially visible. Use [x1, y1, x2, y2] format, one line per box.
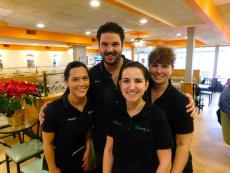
[103, 62, 173, 173]
[42, 61, 94, 173]
[147, 46, 194, 173]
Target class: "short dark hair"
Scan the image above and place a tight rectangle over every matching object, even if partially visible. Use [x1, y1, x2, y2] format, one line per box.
[148, 46, 176, 66]
[96, 22, 125, 44]
[121, 61, 150, 82]
[64, 61, 89, 81]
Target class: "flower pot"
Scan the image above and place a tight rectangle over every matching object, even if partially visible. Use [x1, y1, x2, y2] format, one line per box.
[7, 108, 25, 127]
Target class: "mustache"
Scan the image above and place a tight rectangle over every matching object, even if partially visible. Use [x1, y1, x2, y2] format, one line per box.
[104, 51, 117, 56]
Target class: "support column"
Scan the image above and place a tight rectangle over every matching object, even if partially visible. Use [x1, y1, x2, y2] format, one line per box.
[185, 27, 195, 83]
[72, 46, 87, 61]
[213, 45, 219, 77]
[131, 47, 135, 62]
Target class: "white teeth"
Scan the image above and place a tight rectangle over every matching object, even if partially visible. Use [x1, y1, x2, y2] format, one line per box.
[127, 93, 136, 95]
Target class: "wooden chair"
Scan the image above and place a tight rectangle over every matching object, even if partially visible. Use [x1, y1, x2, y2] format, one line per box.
[220, 111, 230, 145]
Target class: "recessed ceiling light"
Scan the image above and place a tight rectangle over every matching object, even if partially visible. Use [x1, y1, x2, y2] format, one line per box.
[85, 31, 91, 35]
[36, 23, 45, 28]
[90, 0, 100, 7]
[140, 18, 148, 24]
[176, 33, 182, 36]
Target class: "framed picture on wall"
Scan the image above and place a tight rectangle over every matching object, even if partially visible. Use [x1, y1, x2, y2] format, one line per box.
[27, 59, 35, 68]
[26, 54, 35, 68]
[53, 54, 60, 67]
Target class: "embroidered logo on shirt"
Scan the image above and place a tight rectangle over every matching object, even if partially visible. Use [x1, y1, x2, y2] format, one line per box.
[67, 117, 77, 121]
[112, 120, 123, 126]
[134, 125, 151, 134]
[93, 80, 101, 83]
[88, 110, 94, 115]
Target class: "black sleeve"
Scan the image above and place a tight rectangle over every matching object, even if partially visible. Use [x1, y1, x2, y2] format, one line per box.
[172, 94, 194, 134]
[87, 96, 96, 129]
[42, 105, 57, 132]
[151, 106, 173, 149]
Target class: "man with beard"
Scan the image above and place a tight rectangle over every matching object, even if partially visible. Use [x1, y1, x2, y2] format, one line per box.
[88, 22, 131, 172]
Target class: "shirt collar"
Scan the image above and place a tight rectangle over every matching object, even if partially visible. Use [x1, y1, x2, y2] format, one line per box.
[121, 102, 151, 118]
[98, 55, 130, 75]
[157, 79, 173, 100]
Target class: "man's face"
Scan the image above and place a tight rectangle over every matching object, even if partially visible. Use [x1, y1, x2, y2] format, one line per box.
[99, 33, 123, 66]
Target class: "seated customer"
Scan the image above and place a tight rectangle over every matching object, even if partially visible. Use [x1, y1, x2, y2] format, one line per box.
[217, 84, 230, 124]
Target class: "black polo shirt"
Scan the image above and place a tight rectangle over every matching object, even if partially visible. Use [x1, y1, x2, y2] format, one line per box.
[107, 103, 173, 173]
[145, 80, 194, 171]
[89, 55, 131, 157]
[152, 81, 194, 172]
[150, 81, 194, 144]
[42, 93, 94, 172]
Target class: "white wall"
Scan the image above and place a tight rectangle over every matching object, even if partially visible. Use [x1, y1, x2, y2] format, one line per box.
[0, 49, 73, 74]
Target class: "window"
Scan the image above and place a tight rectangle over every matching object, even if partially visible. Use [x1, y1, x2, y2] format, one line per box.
[134, 47, 153, 67]
[52, 54, 60, 67]
[174, 47, 216, 79]
[217, 46, 230, 78]
[193, 47, 215, 79]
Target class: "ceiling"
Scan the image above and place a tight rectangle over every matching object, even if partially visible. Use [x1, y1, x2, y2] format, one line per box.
[0, 0, 230, 47]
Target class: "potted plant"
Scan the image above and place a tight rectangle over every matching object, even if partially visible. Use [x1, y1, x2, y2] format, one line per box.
[0, 80, 39, 126]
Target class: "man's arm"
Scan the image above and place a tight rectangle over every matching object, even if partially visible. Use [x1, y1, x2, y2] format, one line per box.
[39, 101, 52, 125]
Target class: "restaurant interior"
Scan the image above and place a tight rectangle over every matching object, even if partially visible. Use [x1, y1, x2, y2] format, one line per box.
[0, 0, 230, 172]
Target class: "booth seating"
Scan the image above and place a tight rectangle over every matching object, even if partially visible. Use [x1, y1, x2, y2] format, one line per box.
[221, 111, 230, 145]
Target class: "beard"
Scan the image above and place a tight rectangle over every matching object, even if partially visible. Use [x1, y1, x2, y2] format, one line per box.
[100, 50, 122, 66]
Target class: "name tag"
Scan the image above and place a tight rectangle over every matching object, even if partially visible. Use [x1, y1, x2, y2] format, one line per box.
[67, 117, 77, 121]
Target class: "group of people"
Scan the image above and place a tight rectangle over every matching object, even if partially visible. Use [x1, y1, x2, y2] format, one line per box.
[40, 22, 196, 173]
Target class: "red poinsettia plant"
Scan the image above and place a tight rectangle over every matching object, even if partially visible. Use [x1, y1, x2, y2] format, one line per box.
[0, 80, 39, 117]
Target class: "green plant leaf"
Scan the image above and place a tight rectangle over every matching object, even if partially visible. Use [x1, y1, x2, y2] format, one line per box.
[11, 99, 21, 111]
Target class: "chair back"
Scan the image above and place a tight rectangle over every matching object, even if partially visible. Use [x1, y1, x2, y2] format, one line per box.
[192, 83, 204, 113]
[192, 83, 200, 99]
[221, 111, 230, 145]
